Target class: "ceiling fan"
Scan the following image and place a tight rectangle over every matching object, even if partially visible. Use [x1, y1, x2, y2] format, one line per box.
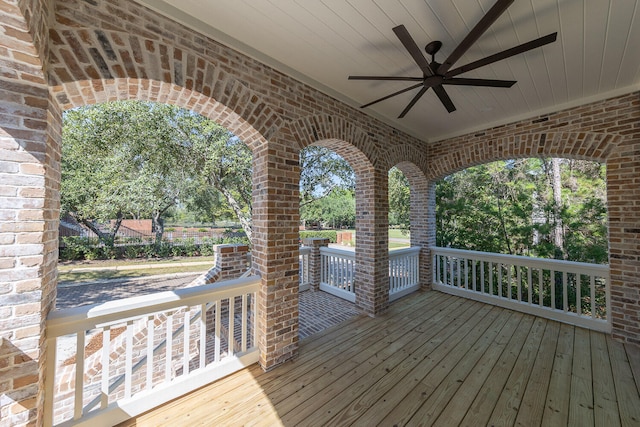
[349, 0, 557, 116]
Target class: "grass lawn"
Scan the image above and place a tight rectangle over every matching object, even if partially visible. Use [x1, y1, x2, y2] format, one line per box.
[58, 256, 216, 271]
[389, 241, 410, 249]
[388, 228, 410, 239]
[58, 263, 211, 283]
[336, 229, 409, 241]
[58, 256, 215, 283]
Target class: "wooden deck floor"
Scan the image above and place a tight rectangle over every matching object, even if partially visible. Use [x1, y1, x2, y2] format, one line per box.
[119, 291, 640, 426]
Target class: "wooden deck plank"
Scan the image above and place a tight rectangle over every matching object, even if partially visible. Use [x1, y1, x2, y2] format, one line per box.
[458, 314, 535, 427]
[430, 311, 524, 426]
[486, 316, 548, 426]
[118, 292, 640, 427]
[350, 304, 501, 427]
[513, 320, 560, 426]
[569, 326, 594, 425]
[195, 293, 464, 426]
[591, 331, 621, 426]
[298, 290, 435, 353]
[625, 342, 640, 395]
[608, 336, 640, 427]
[377, 305, 503, 426]
[290, 300, 490, 426]
[412, 310, 518, 425]
[542, 323, 574, 426]
[249, 298, 482, 425]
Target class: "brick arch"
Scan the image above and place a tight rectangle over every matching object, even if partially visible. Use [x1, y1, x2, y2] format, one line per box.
[392, 161, 428, 191]
[382, 143, 429, 174]
[47, 23, 286, 151]
[50, 78, 282, 152]
[427, 131, 625, 181]
[288, 115, 378, 173]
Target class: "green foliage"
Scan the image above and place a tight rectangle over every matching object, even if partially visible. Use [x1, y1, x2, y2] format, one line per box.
[436, 158, 608, 264]
[63, 101, 356, 248]
[62, 101, 197, 246]
[388, 167, 410, 229]
[300, 146, 355, 206]
[300, 230, 338, 243]
[61, 236, 92, 260]
[58, 235, 249, 261]
[300, 188, 355, 229]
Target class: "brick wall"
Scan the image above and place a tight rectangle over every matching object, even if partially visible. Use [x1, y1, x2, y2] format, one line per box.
[0, 1, 57, 426]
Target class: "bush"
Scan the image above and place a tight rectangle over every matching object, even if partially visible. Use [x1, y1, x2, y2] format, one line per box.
[59, 232, 252, 261]
[60, 236, 91, 260]
[300, 230, 337, 243]
[124, 245, 143, 259]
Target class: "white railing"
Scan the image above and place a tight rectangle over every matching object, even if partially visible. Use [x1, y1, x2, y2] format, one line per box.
[319, 246, 422, 303]
[45, 276, 260, 427]
[320, 247, 356, 302]
[389, 247, 421, 302]
[431, 247, 610, 332]
[299, 246, 311, 291]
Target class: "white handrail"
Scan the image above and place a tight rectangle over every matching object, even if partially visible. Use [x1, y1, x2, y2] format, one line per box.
[299, 246, 311, 291]
[318, 246, 422, 303]
[389, 247, 421, 301]
[45, 276, 260, 427]
[431, 247, 610, 332]
[319, 247, 356, 302]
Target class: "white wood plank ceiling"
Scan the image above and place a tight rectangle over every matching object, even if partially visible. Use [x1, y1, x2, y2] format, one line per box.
[137, 0, 640, 142]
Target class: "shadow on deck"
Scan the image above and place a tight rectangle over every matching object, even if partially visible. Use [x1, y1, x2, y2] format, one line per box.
[118, 290, 640, 426]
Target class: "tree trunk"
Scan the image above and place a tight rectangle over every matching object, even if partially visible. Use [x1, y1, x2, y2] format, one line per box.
[219, 186, 252, 241]
[551, 158, 565, 259]
[153, 213, 164, 246]
[77, 212, 123, 247]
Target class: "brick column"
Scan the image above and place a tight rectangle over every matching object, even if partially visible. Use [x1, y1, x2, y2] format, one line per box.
[302, 237, 330, 291]
[355, 167, 389, 315]
[216, 244, 250, 281]
[397, 162, 432, 290]
[607, 140, 640, 345]
[0, 3, 56, 426]
[252, 132, 300, 370]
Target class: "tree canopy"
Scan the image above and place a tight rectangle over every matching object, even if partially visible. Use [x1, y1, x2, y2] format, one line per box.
[435, 158, 608, 264]
[62, 101, 355, 245]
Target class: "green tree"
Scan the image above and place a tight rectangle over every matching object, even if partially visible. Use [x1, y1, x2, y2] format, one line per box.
[436, 158, 608, 263]
[63, 101, 357, 247]
[388, 167, 410, 229]
[62, 102, 193, 246]
[300, 188, 355, 229]
[300, 146, 355, 208]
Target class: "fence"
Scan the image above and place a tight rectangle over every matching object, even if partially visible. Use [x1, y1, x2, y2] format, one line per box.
[389, 247, 421, 302]
[45, 276, 260, 427]
[319, 247, 356, 302]
[299, 246, 311, 291]
[319, 246, 422, 303]
[431, 247, 610, 332]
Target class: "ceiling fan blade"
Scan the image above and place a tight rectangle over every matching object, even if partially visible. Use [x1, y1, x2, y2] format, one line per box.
[433, 85, 456, 113]
[398, 86, 429, 118]
[392, 25, 435, 76]
[438, 0, 514, 75]
[360, 82, 424, 109]
[442, 77, 516, 87]
[348, 76, 424, 81]
[446, 32, 558, 77]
